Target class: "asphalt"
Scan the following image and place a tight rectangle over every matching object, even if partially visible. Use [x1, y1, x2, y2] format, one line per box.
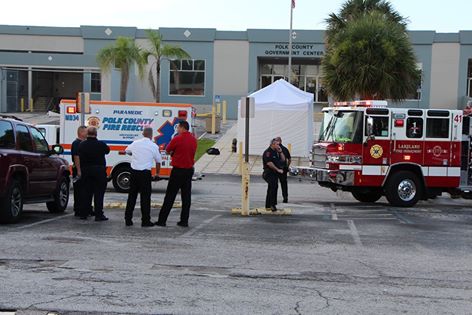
[1, 175, 472, 314]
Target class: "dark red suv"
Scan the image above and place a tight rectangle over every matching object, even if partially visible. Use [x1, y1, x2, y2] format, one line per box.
[0, 115, 70, 223]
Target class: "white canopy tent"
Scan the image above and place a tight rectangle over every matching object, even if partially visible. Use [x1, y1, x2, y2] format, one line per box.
[237, 79, 314, 157]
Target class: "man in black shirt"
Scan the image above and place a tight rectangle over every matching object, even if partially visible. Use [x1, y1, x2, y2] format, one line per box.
[262, 139, 285, 212]
[275, 137, 291, 203]
[71, 126, 87, 217]
[78, 127, 110, 221]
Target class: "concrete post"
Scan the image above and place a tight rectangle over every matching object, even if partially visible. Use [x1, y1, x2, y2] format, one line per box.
[28, 68, 32, 111]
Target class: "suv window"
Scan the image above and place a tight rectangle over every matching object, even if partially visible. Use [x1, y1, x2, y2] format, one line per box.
[0, 121, 15, 149]
[30, 127, 50, 153]
[16, 124, 33, 152]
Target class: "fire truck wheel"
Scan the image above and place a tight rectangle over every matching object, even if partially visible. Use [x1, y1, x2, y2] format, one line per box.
[384, 171, 423, 207]
[351, 190, 382, 203]
[112, 166, 132, 193]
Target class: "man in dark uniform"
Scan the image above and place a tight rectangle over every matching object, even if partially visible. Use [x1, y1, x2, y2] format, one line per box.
[71, 126, 87, 217]
[262, 138, 285, 212]
[275, 137, 291, 203]
[78, 127, 110, 221]
[156, 121, 197, 227]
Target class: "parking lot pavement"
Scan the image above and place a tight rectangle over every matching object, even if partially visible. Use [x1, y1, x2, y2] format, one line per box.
[1, 175, 472, 314]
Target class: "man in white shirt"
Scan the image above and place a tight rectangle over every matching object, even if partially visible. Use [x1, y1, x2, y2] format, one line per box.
[124, 127, 162, 227]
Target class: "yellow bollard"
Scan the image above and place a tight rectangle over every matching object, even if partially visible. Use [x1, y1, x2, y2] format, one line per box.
[211, 103, 216, 134]
[238, 141, 243, 175]
[29, 98, 34, 112]
[222, 100, 227, 124]
[217, 102, 221, 115]
[287, 143, 292, 153]
[20, 98, 24, 112]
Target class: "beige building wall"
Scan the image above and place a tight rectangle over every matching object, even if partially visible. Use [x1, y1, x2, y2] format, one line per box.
[213, 40, 249, 95]
[430, 43, 460, 109]
[0, 35, 83, 52]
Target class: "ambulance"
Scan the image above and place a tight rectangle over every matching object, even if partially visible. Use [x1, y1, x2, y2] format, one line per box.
[291, 100, 472, 207]
[59, 99, 198, 192]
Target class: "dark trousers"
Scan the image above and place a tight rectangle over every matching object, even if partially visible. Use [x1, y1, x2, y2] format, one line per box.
[263, 171, 279, 208]
[80, 166, 107, 217]
[72, 167, 81, 214]
[158, 167, 194, 224]
[125, 169, 152, 223]
[278, 170, 288, 201]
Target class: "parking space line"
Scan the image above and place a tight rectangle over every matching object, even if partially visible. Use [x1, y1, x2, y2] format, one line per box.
[180, 214, 222, 238]
[389, 210, 414, 224]
[16, 213, 73, 230]
[330, 203, 338, 221]
[347, 220, 363, 247]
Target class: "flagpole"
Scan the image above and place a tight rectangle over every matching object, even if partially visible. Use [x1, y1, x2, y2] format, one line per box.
[287, 0, 294, 83]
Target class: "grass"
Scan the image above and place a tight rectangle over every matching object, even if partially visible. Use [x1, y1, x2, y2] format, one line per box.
[195, 138, 217, 161]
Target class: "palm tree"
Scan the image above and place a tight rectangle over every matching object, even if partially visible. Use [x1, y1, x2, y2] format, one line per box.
[322, 1, 420, 101]
[143, 30, 191, 102]
[325, 0, 407, 44]
[97, 37, 145, 102]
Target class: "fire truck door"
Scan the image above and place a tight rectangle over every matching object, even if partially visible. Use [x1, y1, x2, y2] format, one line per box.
[423, 113, 453, 167]
[363, 115, 391, 167]
[390, 113, 424, 165]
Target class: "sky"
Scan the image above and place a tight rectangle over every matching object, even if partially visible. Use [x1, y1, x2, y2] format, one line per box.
[1, 0, 471, 32]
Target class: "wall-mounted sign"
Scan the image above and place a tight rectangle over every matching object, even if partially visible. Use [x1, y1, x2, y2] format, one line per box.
[264, 43, 324, 57]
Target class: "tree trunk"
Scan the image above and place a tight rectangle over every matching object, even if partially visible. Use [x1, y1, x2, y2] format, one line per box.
[155, 62, 161, 103]
[120, 65, 129, 102]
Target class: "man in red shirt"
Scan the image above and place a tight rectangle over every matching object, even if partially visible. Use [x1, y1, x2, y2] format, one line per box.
[156, 120, 197, 227]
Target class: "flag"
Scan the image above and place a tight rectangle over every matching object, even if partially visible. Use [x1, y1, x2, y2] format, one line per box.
[291, 0, 296, 8]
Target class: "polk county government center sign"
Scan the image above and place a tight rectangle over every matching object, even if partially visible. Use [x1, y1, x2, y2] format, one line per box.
[264, 44, 325, 57]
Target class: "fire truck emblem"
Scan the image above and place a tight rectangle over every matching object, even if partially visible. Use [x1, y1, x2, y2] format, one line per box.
[429, 145, 447, 157]
[86, 116, 101, 129]
[370, 145, 383, 159]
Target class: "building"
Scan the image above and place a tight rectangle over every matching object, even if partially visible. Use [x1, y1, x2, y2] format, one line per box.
[0, 25, 471, 119]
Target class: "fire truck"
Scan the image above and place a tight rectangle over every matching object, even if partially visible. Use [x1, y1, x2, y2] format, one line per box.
[292, 100, 472, 207]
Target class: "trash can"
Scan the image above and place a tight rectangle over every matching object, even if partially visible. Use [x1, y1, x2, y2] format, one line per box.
[205, 115, 221, 133]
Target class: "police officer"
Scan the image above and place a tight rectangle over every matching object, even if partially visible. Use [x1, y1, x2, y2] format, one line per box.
[78, 127, 110, 221]
[71, 126, 87, 217]
[275, 136, 291, 203]
[262, 138, 286, 212]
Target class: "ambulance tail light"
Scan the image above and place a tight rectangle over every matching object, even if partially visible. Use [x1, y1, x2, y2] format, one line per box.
[66, 106, 76, 114]
[394, 119, 404, 127]
[178, 110, 188, 120]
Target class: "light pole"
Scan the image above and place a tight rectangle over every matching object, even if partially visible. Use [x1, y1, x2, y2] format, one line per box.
[287, 0, 295, 83]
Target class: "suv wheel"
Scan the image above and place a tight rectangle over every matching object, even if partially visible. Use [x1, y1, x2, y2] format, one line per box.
[0, 180, 24, 224]
[47, 177, 70, 213]
[112, 166, 132, 193]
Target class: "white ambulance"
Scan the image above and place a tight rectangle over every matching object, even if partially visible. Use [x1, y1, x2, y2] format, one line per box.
[59, 99, 197, 192]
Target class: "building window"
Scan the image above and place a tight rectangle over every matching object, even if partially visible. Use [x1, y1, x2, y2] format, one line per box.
[406, 118, 423, 138]
[426, 118, 449, 139]
[259, 63, 328, 103]
[91, 73, 101, 93]
[169, 59, 205, 96]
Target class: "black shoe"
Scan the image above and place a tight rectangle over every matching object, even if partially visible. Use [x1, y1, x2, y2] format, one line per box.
[141, 221, 155, 227]
[89, 212, 96, 217]
[125, 220, 133, 226]
[177, 221, 188, 227]
[271, 206, 277, 212]
[95, 215, 109, 222]
[74, 212, 80, 217]
[79, 216, 88, 220]
[155, 221, 166, 227]
[283, 199, 288, 203]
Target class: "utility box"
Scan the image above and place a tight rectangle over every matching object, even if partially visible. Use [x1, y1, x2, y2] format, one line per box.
[205, 115, 221, 133]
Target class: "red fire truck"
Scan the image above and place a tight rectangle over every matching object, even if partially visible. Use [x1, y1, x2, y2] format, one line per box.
[292, 100, 472, 207]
